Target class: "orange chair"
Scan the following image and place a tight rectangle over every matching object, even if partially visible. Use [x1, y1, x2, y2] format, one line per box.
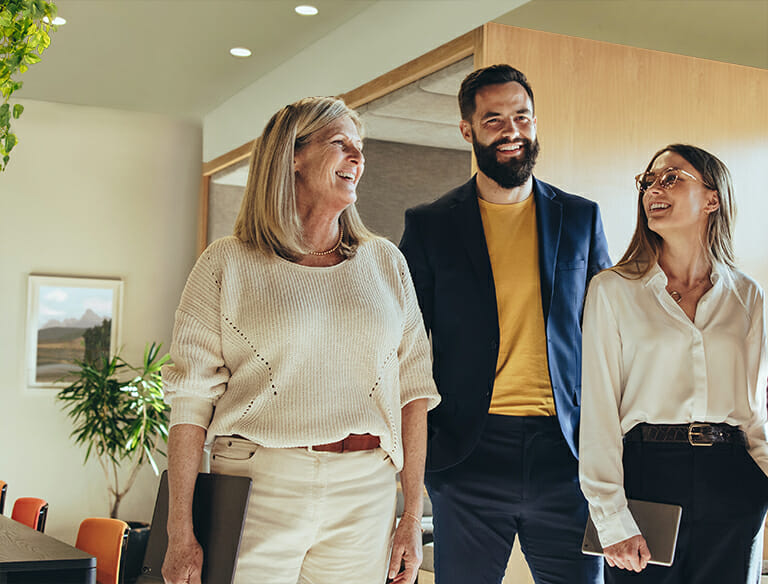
[75, 518, 130, 584]
[11, 497, 48, 531]
[0, 481, 6, 515]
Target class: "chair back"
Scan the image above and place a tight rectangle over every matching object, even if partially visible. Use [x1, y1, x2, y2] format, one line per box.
[76, 517, 130, 584]
[11, 497, 48, 531]
[0, 481, 6, 515]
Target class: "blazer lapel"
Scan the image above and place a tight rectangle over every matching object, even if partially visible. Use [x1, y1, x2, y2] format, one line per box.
[534, 178, 562, 322]
[449, 178, 494, 284]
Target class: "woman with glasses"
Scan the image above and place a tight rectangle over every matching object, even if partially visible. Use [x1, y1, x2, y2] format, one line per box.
[578, 144, 768, 583]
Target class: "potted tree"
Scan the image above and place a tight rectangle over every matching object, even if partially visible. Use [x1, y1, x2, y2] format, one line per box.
[57, 341, 171, 583]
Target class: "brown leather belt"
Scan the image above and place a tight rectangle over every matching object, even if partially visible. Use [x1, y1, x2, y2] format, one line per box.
[308, 433, 380, 453]
[624, 423, 746, 447]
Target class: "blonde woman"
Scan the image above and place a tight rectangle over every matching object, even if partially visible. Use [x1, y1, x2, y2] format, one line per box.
[161, 97, 440, 584]
[579, 144, 768, 583]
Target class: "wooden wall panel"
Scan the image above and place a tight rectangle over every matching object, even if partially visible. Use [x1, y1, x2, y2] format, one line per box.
[479, 23, 768, 286]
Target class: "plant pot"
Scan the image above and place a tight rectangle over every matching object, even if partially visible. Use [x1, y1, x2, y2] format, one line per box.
[123, 521, 151, 584]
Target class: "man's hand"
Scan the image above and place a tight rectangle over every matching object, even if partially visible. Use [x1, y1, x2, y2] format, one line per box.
[162, 537, 203, 584]
[604, 534, 651, 572]
[387, 513, 423, 583]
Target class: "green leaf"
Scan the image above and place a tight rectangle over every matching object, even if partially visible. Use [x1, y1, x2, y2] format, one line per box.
[0, 0, 58, 170]
[11, 103, 22, 119]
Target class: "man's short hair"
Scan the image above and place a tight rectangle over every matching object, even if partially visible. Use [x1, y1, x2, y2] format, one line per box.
[458, 64, 535, 121]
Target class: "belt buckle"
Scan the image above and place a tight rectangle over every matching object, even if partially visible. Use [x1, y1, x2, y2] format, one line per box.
[688, 423, 714, 446]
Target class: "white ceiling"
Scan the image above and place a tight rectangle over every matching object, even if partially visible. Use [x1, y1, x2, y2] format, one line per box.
[16, 0, 376, 120]
[15, 0, 767, 122]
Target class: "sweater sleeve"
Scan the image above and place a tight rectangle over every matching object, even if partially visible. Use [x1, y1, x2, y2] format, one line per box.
[396, 253, 441, 411]
[579, 274, 641, 547]
[162, 247, 231, 429]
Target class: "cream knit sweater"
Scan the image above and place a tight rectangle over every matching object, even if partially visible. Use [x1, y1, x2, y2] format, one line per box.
[163, 236, 440, 470]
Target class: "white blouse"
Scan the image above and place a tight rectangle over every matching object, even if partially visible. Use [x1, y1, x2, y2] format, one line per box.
[579, 263, 768, 547]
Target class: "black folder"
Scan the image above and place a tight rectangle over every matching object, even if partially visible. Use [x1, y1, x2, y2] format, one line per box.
[136, 470, 252, 584]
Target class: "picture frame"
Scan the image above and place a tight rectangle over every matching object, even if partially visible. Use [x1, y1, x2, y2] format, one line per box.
[26, 275, 124, 388]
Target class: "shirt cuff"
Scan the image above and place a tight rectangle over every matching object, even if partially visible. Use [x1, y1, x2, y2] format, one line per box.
[168, 395, 215, 430]
[594, 506, 642, 548]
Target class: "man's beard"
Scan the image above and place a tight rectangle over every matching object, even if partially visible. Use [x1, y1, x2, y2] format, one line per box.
[472, 132, 540, 189]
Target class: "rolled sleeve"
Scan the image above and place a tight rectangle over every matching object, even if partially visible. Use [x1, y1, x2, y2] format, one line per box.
[162, 248, 230, 429]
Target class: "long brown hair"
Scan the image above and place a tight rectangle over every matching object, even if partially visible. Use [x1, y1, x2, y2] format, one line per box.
[233, 96, 375, 260]
[614, 144, 736, 277]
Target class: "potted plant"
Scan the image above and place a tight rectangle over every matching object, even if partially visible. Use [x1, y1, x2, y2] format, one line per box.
[57, 341, 171, 582]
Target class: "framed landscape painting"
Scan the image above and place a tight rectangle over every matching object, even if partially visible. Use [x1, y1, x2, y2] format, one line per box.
[26, 275, 123, 388]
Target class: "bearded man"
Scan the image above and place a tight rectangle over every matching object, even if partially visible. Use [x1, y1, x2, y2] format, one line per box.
[399, 65, 611, 584]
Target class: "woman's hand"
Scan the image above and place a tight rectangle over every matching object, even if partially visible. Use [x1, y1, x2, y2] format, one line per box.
[162, 536, 203, 584]
[387, 513, 423, 583]
[604, 534, 651, 572]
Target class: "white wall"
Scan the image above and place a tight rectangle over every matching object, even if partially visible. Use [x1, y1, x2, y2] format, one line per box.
[203, 0, 526, 161]
[0, 100, 201, 543]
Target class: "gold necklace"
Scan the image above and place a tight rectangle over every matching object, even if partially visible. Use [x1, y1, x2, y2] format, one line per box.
[306, 227, 343, 256]
[666, 276, 710, 304]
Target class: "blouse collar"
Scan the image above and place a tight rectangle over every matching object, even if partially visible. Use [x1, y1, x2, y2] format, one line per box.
[642, 261, 728, 290]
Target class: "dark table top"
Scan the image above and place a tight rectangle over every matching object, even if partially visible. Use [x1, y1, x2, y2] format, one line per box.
[0, 514, 95, 573]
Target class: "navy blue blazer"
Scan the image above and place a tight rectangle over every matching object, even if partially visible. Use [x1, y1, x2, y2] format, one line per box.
[400, 176, 612, 472]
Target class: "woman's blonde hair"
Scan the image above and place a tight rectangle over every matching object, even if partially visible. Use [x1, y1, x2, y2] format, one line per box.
[233, 96, 376, 259]
[614, 144, 736, 277]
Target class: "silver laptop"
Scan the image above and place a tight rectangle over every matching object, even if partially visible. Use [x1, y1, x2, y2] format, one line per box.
[136, 470, 251, 583]
[582, 499, 682, 567]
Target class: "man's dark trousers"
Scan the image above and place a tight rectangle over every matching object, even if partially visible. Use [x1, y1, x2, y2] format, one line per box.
[427, 415, 600, 584]
[400, 177, 611, 584]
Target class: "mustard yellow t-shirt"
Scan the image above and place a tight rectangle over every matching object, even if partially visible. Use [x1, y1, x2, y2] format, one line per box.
[478, 195, 556, 416]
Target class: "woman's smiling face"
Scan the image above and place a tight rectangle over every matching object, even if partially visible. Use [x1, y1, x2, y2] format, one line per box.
[293, 115, 365, 215]
[642, 150, 719, 239]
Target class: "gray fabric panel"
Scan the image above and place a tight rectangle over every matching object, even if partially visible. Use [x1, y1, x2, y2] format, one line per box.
[356, 139, 471, 243]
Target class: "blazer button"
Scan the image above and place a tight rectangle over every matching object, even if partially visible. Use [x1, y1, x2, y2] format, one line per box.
[490, 340, 498, 351]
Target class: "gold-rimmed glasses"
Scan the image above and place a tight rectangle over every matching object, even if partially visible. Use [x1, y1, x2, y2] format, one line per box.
[635, 167, 707, 193]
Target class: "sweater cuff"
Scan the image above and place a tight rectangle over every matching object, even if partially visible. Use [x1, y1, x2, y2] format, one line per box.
[168, 396, 215, 430]
[594, 505, 642, 548]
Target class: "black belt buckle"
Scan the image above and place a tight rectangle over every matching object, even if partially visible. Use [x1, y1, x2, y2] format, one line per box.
[687, 423, 714, 446]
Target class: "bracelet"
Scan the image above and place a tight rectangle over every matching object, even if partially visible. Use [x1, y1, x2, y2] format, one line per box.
[401, 511, 424, 531]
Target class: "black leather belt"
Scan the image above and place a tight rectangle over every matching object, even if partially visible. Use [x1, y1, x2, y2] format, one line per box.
[624, 423, 746, 447]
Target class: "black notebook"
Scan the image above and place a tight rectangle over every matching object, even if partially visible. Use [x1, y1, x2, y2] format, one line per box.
[582, 499, 682, 567]
[136, 470, 252, 584]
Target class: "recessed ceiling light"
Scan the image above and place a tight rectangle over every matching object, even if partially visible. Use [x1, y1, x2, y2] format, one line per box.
[295, 5, 318, 16]
[230, 47, 252, 58]
[43, 16, 66, 25]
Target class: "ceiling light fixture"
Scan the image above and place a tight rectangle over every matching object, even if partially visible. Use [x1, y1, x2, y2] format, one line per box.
[43, 16, 66, 25]
[230, 47, 252, 58]
[295, 5, 318, 16]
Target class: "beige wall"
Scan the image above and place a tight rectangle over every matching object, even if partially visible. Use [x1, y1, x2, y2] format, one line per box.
[0, 100, 202, 543]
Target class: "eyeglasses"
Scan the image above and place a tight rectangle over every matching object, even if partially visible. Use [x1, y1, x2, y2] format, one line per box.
[634, 167, 707, 193]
